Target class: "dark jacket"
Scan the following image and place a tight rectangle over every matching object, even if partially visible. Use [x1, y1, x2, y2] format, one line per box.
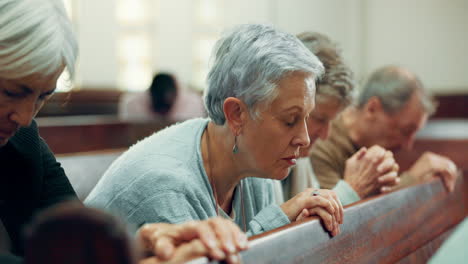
[0, 120, 77, 257]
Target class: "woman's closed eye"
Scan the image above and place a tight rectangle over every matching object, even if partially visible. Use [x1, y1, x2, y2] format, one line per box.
[282, 114, 298, 127]
[3, 90, 26, 99]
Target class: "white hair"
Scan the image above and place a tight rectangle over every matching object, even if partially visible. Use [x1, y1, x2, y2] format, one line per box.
[358, 65, 436, 115]
[0, 0, 78, 79]
[204, 24, 324, 125]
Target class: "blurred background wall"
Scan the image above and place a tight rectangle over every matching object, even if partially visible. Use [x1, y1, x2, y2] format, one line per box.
[62, 0, 467, 94]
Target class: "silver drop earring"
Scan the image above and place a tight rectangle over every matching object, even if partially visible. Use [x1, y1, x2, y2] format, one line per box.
[232, 136, 239, 154]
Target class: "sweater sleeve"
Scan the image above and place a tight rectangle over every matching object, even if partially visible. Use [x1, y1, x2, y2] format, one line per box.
[246, 204, 290, 236]
[126, 191, 200, 227]
[246, 179, 290, 236]
[332, 180, 361, 206]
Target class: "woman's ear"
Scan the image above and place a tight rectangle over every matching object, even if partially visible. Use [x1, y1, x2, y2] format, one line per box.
[223, 97, 248, 135]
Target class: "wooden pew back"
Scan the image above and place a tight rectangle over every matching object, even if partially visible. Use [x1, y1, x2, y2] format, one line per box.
[38, 115, 169, 154]
[57, 149, 124, 201]
[198, 173, 467, 264]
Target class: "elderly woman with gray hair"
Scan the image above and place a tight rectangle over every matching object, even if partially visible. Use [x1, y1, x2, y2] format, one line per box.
[86, 24, 344, 250]
[275, 32, 399, 208]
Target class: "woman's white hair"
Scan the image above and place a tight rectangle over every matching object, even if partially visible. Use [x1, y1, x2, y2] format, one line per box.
[204, 24, 324, 125]
[0, 0, 78, 79]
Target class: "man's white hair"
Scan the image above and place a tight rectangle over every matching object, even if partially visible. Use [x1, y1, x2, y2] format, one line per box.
[0, 0, 78, 79]
[204, 24, 324, 125]
[358, 65, 436, 115]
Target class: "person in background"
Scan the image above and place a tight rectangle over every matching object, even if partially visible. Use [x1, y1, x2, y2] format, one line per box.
[0, 1, 246, 263]
[119, 73, 206, 123]
[310, 65, 459, 201]
[86, 24, 344, 244]
[274, 32, 399, 207]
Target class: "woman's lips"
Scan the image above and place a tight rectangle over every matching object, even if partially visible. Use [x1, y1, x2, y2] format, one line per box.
[282, 157, 297, 166]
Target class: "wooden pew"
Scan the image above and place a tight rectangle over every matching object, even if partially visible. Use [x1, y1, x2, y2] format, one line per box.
[193, 173, 467, 264]
[37, 88, 122, 117]
[38, 115, 170, 154]
[394, 119, 468, 171]
[57, 149, 124, 201]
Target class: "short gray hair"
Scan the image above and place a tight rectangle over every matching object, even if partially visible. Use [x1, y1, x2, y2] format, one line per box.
[358, 65, 436, 115]
[297, 32, 355, 107]
[204, 24, 324, 125]
[0, 0, 78, 79]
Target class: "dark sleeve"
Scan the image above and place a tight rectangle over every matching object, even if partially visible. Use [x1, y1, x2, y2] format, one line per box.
[38, 137, 79, 209]
[0, 254, 23, 264]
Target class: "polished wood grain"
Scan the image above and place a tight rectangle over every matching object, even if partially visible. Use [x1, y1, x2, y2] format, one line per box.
[396, 227, 454, 264]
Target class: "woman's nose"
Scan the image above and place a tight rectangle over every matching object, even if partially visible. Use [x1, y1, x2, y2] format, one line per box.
[9, 99, 36, 127]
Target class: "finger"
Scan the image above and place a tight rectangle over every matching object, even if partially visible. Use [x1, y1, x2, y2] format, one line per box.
[223, 220, 248, 250]
[367, 146, 386, 163]
[155, 236, 176, 260]
[138, 223, 171, 252]
[226, 254, 241, 264]
[331, 214, 338, 236]
[303, 196, 335, 216]
[296, 208, 310, 221]
[436, 169, 457, 192]
[380, 178, 400, 193]
[188, 222, 221, 253]
[326, 193, 341, 227]
[355, 147, 367, 160]
[384, 150, 393, 158]
[308, 207, 335, 235]
[377, 171, 399, 185]
[377, 157, 396, 174]
[209, 218, 237, 256]
[175, 221, 217, 246]
[332, 193, 344, 224]
[169, 239, 211, 264]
